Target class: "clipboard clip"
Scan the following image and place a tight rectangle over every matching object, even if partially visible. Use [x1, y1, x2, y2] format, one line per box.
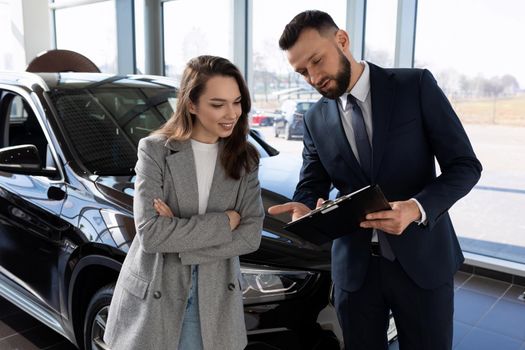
[320, 199, 334, 208]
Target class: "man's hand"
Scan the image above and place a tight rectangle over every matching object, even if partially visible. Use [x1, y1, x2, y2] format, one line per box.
[268, 198, 325, 222]
[154, 198, 174, 217]
[225, 210, 241, 231]
[360, 200, 422, 235]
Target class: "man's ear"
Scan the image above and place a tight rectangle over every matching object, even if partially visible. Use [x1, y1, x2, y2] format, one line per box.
[335, 29, 350, 50]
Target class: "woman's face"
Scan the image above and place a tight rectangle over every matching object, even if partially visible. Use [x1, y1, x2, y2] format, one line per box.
[190, 75, 242, 143]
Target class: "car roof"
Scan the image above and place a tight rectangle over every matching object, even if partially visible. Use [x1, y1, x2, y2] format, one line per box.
[0, 71, 178, 92]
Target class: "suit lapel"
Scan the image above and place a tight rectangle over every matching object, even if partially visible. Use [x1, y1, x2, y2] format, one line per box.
[322, 98, 368, 183]
[165, 139, 199, 217]
[368, 62, 396, 181]
[165, 139, 237, 216]
[206, 142, 237, 212]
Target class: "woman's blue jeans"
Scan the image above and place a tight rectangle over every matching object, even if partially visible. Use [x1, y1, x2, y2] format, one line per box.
[178, 265, 203, 350]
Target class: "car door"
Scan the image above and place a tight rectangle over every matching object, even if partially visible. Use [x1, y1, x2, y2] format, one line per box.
[0, 90, 67, 312]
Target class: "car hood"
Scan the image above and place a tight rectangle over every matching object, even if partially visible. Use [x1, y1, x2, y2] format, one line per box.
[258, 153, 302, 199]
[95, 175, 135, 211]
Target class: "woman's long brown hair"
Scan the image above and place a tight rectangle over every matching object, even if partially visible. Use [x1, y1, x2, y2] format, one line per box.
[153, 55, 259, 180]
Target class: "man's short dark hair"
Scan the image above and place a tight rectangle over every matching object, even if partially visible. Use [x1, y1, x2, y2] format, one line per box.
[279, 10, 339, 50]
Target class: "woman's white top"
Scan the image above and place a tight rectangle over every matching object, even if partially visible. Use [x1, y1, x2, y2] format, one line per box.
[190, 139, 219, 215]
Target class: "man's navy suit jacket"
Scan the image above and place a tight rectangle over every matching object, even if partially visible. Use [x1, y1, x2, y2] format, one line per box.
[293, 63, 482, 292]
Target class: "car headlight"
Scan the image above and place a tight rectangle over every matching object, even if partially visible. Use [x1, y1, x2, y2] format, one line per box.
[241, 264, 318, 304]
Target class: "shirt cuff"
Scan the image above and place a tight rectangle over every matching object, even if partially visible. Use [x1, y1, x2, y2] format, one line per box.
[409, 198, 427, 226]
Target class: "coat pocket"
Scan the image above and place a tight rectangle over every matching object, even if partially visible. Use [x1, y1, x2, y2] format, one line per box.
[120, 269, 150, 300]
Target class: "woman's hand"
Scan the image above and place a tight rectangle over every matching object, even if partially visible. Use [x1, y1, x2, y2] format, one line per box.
[225, 210, 241, 231]
[154, 198, 174, 217]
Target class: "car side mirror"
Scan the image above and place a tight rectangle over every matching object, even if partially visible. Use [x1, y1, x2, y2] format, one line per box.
[0, 144, 56, 176]
[249, 130, 279, 157]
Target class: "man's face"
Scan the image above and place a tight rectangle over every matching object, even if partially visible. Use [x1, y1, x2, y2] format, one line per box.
[287, 28, 351, 99]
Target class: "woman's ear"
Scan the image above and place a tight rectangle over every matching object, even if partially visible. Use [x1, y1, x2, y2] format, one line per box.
[188, 101, 197, 115]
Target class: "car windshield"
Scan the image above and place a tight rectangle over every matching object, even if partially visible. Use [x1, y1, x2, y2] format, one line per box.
[49, 86, 177, 175]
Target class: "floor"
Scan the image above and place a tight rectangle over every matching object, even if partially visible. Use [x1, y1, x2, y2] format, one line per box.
[389, 271, 525, 350]
[1, 271, 525, 350]
[0, 296, 75, 350]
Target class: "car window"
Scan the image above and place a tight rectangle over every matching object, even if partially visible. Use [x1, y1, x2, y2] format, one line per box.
[7, 95, 29, 123]
[49, 88, 174, 175]
[2, 94, 54, 171]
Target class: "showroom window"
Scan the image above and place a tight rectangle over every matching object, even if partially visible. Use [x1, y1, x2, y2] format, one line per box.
[134, 0, 146, 74]
[0, 0, 25, 71]
[415, 0, 525, 264]
[133, 0, 146, 74]
[163, 0, 234, 79]
[53, 0, 118, 72]
[250, 0, 345, 159]
[364, 0, 397, 68]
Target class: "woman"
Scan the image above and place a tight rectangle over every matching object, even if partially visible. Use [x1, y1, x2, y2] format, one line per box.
[104, 55, 263, 350]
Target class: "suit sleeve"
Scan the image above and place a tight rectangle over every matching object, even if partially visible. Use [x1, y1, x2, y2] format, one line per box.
[178, 167, 264, 265]
[292, 110, 332, 209]
[413, 69, 482, 230]
[133, 138, 233, 254]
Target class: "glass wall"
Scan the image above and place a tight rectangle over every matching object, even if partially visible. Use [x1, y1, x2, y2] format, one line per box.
[364, 0, 397, 67]
[54, 1, 118, 72]
[0, 0, 26, 71]
[48, 0, 525, 265]
[415, 0, 525, 263]
[163, 0, 234, 79]
[134, 0, 146, 74]
[250, 0, 345, 157]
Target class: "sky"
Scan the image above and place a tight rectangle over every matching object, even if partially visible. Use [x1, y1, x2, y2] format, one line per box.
[414, 0, 525, 87]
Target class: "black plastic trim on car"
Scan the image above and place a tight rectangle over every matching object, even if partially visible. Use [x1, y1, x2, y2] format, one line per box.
[67, 255, 122, 321]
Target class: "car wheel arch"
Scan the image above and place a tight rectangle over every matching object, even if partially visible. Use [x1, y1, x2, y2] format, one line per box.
[68, 254, 122, 349]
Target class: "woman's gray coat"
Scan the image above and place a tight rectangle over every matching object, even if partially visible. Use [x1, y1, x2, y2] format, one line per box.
[104, 134, 264, 350]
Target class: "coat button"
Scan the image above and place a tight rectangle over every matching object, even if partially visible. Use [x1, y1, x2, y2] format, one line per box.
[228, 283, 235, 291]
[153, 291, 162, 299]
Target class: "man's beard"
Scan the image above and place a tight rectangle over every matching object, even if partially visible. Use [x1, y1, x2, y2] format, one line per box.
[315, 49, 351, 99]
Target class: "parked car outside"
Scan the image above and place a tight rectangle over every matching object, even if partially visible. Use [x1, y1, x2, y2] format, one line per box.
[0, 71, 350, 350]
[273, 99, 316, 140]
[250, 109, 276, 127]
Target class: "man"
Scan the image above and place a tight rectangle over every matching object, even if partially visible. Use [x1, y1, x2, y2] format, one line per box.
[268, 10, 482, 350]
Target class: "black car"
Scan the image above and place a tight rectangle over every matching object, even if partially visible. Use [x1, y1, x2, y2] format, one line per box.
[0, 72, 349, 350]
[273, 100, 316, 140]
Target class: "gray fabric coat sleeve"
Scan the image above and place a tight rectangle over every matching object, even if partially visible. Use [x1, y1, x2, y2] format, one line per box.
[178, 168, 264, 265]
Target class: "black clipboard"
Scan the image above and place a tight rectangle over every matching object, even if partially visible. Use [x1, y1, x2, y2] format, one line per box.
[283, 184, 391, 245]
